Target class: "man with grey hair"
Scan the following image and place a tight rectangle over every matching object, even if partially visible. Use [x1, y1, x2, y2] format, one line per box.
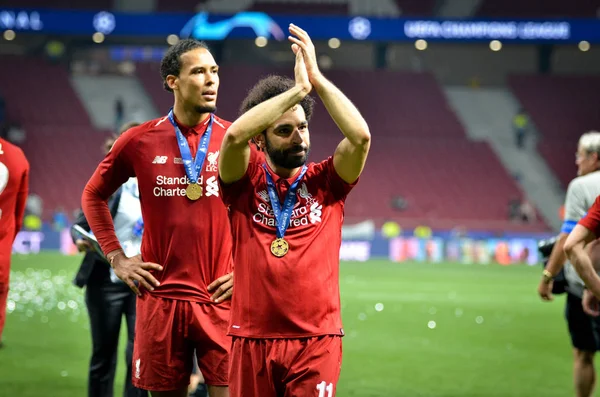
[538, 130, 600, 397]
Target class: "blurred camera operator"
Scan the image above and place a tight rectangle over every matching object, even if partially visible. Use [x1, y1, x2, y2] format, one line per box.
[537, 131, 600, 397]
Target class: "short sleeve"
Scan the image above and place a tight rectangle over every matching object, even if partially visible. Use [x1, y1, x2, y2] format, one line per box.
[81, 128, 138, 255]
[578, 195, 600, 237]
[96, 129, 136, 190]
[320, 156, 358, 202]
[219, 149, 261, 206]
[562, 179, 587, 234]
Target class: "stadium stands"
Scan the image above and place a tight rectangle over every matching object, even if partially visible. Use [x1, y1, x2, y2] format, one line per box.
[0, 56, 91, 126]
[477, 0, 599, 18]
[509, 75, 600, 188]
[0, 0, 112, 9]
[135, 62, 173, 116]
[394, 0, 436, 16]
[155, 0, 435, 17]
[137, 63, 547, 231]
[155, 0, 208, 13]
[0, 54, 548, 231]
[249, 1, 348, 15]
[0, 56, 107, 218]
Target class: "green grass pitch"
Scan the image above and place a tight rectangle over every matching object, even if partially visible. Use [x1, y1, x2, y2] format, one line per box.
[0, 252, 578, 396]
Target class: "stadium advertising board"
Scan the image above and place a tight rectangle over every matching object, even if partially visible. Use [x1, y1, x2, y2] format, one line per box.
[339, 241, 372, 262]
[2, 8, 600, 43]
[14, 228, 542, 265]
[12, 229, 375, 261]
[389, 237, 539, 265]
[12, 231, 45, 255]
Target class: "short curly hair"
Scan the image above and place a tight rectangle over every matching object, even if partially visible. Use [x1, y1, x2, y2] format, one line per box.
[160, 39, 210, 92]
[239, 75, 315, 121]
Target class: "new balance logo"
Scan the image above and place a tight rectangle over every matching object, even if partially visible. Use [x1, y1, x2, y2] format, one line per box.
[257, 190, 270, 203]
[152, 156, 168, 164]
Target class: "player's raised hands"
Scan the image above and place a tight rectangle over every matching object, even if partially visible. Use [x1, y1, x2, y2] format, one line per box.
[110, 251, 163, 296]
[292, 41, 312, 95]
[288, 24, 322, 86]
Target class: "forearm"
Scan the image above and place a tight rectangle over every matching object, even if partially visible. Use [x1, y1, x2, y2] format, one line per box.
[226, 85, 308, 146]
[13, 171, 28, 239]
[545, 233, 568, 276]
[13, 194, 26, 240]
[567, 245, 600, 295]
[314, 75, 370, 146]
[81, 179, 122, 257]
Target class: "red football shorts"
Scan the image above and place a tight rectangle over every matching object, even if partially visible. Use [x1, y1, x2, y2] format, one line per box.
[132, 294, 230, 391]
[0, 283, 7, 341]
[229, 335, 343, 397]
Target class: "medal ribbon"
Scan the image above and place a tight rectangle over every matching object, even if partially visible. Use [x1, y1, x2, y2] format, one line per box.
[168, 108, 214, 184]
[263, 164, 308, 239]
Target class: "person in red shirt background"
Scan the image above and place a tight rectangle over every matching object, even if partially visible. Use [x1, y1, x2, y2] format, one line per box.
[0, 136, 29, 348]
[82, 39, 234, 397]
[219, 24, 371, 396]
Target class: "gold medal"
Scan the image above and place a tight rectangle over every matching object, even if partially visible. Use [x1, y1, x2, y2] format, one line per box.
[270, 238, 289, 258]
[186, 183, 202, 201]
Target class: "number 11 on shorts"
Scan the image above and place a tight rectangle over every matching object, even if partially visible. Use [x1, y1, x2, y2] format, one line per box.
[316, 381, 333, 397]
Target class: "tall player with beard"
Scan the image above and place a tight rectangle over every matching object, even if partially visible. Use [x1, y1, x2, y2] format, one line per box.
[219, 24, 370, 396]
[82, 40, 234, 397]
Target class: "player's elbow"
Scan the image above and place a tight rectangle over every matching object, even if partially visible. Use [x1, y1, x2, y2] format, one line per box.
[81, 182, 101, 210]
[353, 127, 371, 147]
[223, 128, 247, 149]
[563, 238, 579, 258]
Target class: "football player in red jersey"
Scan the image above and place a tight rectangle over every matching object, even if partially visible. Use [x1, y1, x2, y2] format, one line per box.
[0, 136, 29, 347]
[219, 24, 370, 396]
[82, 40, 235, 397]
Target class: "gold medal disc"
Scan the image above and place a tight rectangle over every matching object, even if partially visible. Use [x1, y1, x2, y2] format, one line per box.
[186, 183, 203, 201]
[270, 238, 289, 258]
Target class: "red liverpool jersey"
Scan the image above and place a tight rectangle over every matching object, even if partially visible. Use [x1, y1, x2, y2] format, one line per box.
[82, 114, 233, 303]
[579, 195, 600, 236]
[221, 156, 356, 338]
[0, 138, 29, 281]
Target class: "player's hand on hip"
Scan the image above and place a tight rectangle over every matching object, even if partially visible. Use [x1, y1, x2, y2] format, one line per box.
[207, 271, 233, 303]
[537, 279, 553, 301]
[112, 253, 163, 296]
[583, 289, 600, 317]
[288, 24, 322, 85]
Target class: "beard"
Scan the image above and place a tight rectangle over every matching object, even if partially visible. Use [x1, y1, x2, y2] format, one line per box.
[265, 137, 310, 169]
[194, 104, 217, 114]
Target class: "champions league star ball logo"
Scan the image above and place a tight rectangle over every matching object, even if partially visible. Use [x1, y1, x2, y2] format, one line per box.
[93, 11, 116, 35]
[348, 17, 371, 40]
